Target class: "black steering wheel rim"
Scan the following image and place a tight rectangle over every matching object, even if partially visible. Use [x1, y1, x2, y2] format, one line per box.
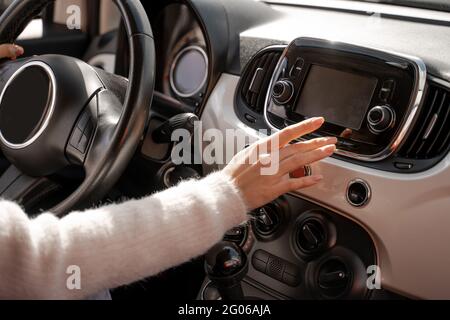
[0, 0, 155, 215]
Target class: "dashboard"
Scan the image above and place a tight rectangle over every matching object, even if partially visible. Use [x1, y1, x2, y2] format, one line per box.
[8, 0, 449, 301]
[110, 0, 450, 300]
[179, 0, 450, 300]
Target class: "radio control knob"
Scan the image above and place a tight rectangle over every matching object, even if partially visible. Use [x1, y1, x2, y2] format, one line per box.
[272, 80, 294, 105]
[367, 105, 395, 133]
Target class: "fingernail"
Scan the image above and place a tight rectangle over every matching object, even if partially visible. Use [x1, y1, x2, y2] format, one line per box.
[10, 45, 23, 56]
[313, 175, 324, 182]
[325, 145, 337, 154]
[313, 117, 325, 124]
[15, 45, 24, 55]
[329, 137, 338, 144]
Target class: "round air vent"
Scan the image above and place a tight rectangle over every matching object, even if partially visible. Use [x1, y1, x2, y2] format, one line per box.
[297, 217, 327, 254]
[251, 199, 289, 241]
[306, 247, 369, 300]
[346, 179, 371, 207]
[254, 204, 281, 236]
[293, 212, 336, 259]
[317, 258, 351, 299]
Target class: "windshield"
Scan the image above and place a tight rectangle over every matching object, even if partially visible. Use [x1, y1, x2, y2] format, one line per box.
[266, 0, 450, 13]
[351, 0, 450, 12]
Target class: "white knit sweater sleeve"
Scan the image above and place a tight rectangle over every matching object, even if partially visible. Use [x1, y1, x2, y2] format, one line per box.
[0, 171, 248, 299]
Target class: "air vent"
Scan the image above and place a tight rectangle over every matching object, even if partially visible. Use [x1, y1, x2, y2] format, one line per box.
[240, 48, 283, 114]
[296, 218, 327, 255]
[293, 213, 335, 259]
[251, 199, 288, 241]
[252, 203, 281, 238]
[317, 258, 351, 299]
[400, 82, 450, 159]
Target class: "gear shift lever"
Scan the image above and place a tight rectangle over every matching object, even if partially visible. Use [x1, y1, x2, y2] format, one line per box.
[152, 113, 198, 144]
[205, 241, 248, 300]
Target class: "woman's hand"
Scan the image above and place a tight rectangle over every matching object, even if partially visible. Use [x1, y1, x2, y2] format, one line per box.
[224, 117, 337, 210]
[0, 44, 24, 60]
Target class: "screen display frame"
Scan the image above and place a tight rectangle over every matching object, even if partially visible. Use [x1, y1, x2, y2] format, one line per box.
[263, 37, 423, 163]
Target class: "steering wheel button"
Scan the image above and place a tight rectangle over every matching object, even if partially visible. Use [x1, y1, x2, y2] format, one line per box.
[69, 128, 83, 148]
[84, 121, 94, 138]
[77, 111, 90, 131]
[78, 135, 89, 154]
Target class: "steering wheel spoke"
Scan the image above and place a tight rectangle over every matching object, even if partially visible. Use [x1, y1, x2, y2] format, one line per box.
[81, 89, 123, 176]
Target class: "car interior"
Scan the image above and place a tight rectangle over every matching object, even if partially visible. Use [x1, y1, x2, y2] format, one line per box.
[0, 0, 449, 300]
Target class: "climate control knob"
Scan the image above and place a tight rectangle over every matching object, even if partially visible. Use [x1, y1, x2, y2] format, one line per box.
[272, 80, 294, 105]
[367, 105, 396, 133]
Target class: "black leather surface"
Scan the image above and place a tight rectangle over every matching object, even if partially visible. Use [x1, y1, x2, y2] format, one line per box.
[0, 0, 155, 214]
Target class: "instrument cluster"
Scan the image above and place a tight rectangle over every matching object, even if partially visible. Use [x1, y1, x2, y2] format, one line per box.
[153, 3, 209, 111]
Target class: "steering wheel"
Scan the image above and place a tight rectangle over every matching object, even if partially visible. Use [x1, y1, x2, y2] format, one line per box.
[0, 0, 155, 215]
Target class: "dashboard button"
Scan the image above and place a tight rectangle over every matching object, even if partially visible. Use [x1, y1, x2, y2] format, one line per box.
[282, 272, 301, 287]
[379, 79, 396, 102]
[283, 264, 302, 287]
[253, 250, 302, 287]
[367, 105, 396, 134]
[244, 114, 256, 123]
[336, 139, 357, 150]
[394, 162, 413, 170]
[253, 249, 270, 263]
[289, 58, 304, 78]
[252, 257, 268, 273]
[272, 80, 294, 105]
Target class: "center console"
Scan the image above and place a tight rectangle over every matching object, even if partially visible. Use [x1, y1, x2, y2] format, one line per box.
[265, 38, 426, 161]
[199, 194, 394, 300]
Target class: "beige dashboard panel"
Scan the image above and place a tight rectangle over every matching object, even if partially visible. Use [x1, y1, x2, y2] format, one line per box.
[201, 73, 450, 300]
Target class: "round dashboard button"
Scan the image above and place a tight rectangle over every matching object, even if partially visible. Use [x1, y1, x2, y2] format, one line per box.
[272, 80, 294, 105]
[367, 105, 396, 134]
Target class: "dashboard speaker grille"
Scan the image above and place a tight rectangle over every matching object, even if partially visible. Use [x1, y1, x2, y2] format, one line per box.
[240, 48, 282, 114]
[400, 82, 450, 160]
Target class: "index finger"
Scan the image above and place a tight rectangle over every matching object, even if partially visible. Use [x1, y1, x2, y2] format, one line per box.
[264, 117, 325, 151]
[0, 44, 24, 60]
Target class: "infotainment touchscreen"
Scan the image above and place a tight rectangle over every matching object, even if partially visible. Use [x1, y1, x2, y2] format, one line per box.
[295, 65, 378, 130]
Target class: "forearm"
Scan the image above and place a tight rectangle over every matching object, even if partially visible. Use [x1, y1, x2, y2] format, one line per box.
[0, 171, 248, 299]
